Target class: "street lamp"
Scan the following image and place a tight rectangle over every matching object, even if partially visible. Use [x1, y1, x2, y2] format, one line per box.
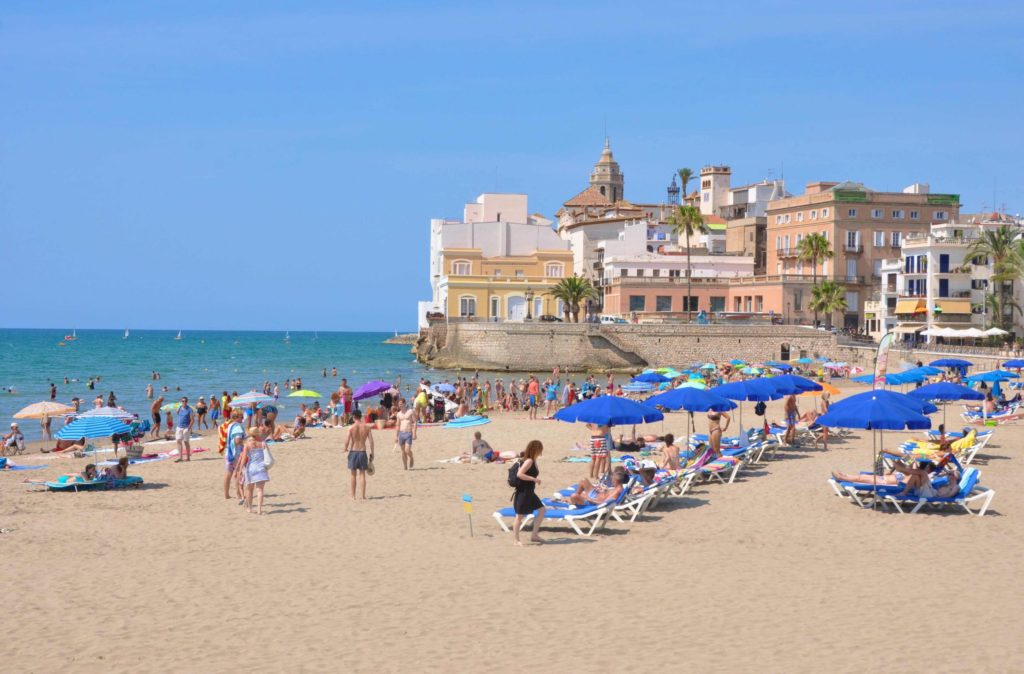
[525, 287, 534, 321]
[786, 301, 791, 325]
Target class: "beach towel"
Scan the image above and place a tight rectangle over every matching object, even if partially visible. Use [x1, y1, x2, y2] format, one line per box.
[2, 463, 47, 471]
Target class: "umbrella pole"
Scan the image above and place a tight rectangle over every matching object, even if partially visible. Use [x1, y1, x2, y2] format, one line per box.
[872, 430, 879, 510]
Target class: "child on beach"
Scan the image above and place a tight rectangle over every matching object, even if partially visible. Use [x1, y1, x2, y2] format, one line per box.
[235, 430, 270, 514]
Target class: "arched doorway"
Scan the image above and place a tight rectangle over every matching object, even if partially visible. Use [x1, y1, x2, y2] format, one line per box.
[508, 296, 526, 322]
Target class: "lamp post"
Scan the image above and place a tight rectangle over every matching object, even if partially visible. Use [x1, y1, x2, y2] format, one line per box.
[786, 301, 791, 325]
[525, 287, 534, 321]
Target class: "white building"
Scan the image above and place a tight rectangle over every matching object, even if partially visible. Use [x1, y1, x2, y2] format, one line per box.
[864, 258, 900, 339]
[697, 164, 789, 219]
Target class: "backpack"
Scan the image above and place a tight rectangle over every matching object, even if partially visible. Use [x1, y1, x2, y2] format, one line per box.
[507, 460, 522, 489]
[754, 401, 767, 416]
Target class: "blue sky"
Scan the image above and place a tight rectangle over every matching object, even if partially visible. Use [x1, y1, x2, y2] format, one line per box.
[2, 1, 1021, 331]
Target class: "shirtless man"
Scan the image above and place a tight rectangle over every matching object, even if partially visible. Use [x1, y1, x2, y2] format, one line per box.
[394, 398, 417, 470]
[150, 396, 164, 440]
[344, 409, 375, 500]
[338, 378, 354, 425]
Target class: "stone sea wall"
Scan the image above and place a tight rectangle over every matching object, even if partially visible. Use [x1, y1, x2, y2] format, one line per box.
[414, 323, 836, 372]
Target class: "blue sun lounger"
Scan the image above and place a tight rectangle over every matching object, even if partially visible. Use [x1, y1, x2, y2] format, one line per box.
[882, 468, 995, 516]
[45, 475, 144, 492]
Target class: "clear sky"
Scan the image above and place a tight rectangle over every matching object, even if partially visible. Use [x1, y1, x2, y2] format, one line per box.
[2, 1, 1021, 331]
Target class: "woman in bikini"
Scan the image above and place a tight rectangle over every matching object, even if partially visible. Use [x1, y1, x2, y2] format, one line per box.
[708, 409, 731, 458]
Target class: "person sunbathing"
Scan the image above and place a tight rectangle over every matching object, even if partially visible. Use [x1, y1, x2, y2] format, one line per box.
[103, 457, 129, 480]
[660, 434, 680, 471]
[557, 470, 627, 507]
[59, 464, 99, 482]
[45, 436, 88, 454]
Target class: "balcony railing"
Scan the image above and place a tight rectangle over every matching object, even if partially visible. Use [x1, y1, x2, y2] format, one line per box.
[842, 275, 865, 284]
[844, 243, 864, 253]
[776, 247, 799, 258]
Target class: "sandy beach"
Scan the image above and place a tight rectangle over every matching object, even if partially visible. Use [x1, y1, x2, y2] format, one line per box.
[2, 388, 1022, 673]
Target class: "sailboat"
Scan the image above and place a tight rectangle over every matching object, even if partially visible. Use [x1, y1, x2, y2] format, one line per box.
[64, 329, 77, 341]
[174, 330, 183, 341]
[123, 328, 130, 340]
[284, 331, 291, 343]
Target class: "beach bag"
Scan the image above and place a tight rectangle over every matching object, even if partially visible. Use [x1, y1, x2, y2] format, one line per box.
[507, 460, 522, 488]
[263, 445, 275, 470]
[754, 401, 767, 416]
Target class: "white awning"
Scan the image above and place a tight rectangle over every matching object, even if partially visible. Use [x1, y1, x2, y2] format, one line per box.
[892, 324, 925, 335]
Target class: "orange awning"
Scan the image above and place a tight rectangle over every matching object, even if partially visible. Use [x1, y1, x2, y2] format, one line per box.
[895, 299, 925, 314]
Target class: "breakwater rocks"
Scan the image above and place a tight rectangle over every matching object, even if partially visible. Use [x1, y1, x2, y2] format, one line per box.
[414, 323, 836, 373]
[384, 333, 419, 345]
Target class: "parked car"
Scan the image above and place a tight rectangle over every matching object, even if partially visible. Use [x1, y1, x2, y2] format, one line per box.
[599, 315, 628, 324]
[539, 314, 563, 322]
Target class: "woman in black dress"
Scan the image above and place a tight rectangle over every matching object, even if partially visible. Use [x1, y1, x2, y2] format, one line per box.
[513, 440, 546, 546]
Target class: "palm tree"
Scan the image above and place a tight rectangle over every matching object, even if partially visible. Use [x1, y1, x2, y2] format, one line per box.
[677, 168, 693, 204]
[546, 275, 599, 323]
[667, 204, 706, 321]
[810, 280, 848, 330]
[983, 291, 1021, 329]
[796, 232, 834, 327]
[968, 225, 1022, 330]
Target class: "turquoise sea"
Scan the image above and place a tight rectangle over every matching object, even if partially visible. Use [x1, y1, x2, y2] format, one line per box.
[0, 329, 431, 441]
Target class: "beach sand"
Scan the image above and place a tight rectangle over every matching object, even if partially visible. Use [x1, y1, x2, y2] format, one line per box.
[2, 389, 1022, 673]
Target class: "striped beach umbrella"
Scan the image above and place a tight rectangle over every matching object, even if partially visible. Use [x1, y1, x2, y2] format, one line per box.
[55, 415, 131, 439]
[78, 406, 134, 419]
[229, 391, 275, 408]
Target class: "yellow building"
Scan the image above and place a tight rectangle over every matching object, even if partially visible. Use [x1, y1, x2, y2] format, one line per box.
[422, 193, 573, 324]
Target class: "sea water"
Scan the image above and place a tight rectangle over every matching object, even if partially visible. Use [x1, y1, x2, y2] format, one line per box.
[0, 329, 433, 441]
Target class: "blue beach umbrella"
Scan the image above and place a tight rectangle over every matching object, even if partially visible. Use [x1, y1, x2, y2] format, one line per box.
[710, 379, 782, 437]
[965, 370, 1018, 384]
[676, 380, 707, 390]
[909, 381, 984, 426]
[553, 396, 663, 426]
[930, 358, 973, 368]
[633, 372, 670, 384]
[795, 357, 814, 364]
[766, 374, 822, 395]
[622, 382, 655, 393]
[646, 387, 737, 413]
[827, 389, 937, 416]
[700, 363, 716, 370]
[56, 415, 131, 440]
[729, 359, 745, 366]
[1002, 359, 1024, 369]
[818, 390, 932, 431]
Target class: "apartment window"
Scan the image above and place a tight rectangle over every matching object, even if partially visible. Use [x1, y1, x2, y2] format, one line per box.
[703, 192, 709, 202]
[822, 230, 828, 240]
[451, 260, 472, 275]
[891, 231, 902, 247]
[734, 297, 742, 312]
[544, 262, 563, 277]
[620, 268, 628, 277]
[628, 295, 646, 312]
[784, 214, 791, 223]
[845, 291, 859, 310]
[810, 210, 817, 220]
[490, 296, 499, 318]
[793, 290, 802, 311]
[775, 215, 782, 224]
[873, 260, 882, 277]
[493, 269, 502, 277]
[934, 210, 948, 220]
[652, 269, 660, 277]
[656, 296, 672, 312]
[873, 231, 885, 247]
[892, 210, 904, 219]
[783, 235, 790, 249]
[744, 296, 752, 312]
[846, 230, 858, 248]
[775, 235, 782, 250]
[822, 208, 829, 218]
[846, 259, 857, 278]
[796, 261, 804, 275]
[910, 210, 919, 219]
[796, 234, 803, 247]
[755, 296, 764, 312]
[710, 296, 726, 312]
[871, 209, 882, 218]
[847, 208, 858, 217]
[668, 269, 680, 278]
[459, 296, 476, 317]
[636, 269, 644, 277]
[797, 212, 804, 222]
[514, 270, 524, 278]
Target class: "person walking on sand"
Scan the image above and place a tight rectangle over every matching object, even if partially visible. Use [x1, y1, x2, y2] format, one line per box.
[339, 378, 354, 425]
[526, 375, 540, 420]
[783, 394, 798, 446]
[150, 396, 164, 440]
[394, 398, 417, 470]
[512, 440, 546, 546]
[174, 396, 194, 462]
[236, 429, 270, 515]
[223, 409, 245, 500]
[344, 409, 374, 500]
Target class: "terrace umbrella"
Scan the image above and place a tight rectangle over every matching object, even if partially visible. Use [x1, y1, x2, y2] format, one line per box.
[908, 382, 984, 426]
[984, 327, 1009, 337]
[553, 396, 663, 426]
[633, 372, 671, 384]
[353, 380, 391, 401]
[288, 389, 322, 398]
[818, 389, 933, 508]
[647, 387, 736, 449]
[55, 415, 131, 440]
[14, 401, 75, 419]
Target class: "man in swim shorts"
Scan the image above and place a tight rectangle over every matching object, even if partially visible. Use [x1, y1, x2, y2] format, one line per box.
[394, 398, 417, 470]
[526, 375, 540, 421]
[174, 397, 194, 462]
[345, 409, 374, 500]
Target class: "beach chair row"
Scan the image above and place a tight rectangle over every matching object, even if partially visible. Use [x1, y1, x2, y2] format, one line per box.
[827, 467, 995, 516]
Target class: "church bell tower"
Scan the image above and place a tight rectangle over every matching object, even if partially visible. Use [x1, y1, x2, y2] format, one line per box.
[589, 138, 624, 203]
